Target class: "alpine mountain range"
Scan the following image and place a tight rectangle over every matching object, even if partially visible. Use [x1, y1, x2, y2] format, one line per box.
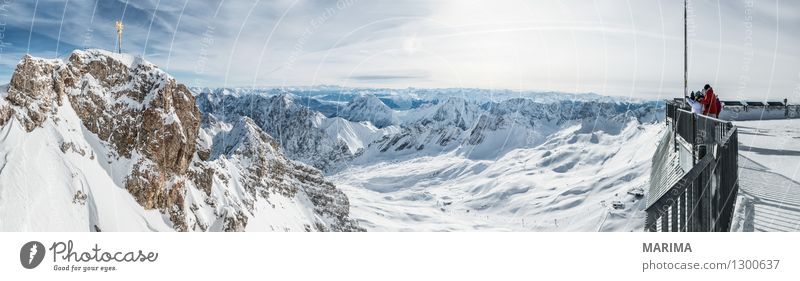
[0, 50, 664, 231]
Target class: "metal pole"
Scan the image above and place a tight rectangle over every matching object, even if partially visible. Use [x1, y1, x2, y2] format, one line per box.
[684, 0, 688, 98]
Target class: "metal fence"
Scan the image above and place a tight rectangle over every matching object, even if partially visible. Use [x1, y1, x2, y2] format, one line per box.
[645, 102, 739, 232]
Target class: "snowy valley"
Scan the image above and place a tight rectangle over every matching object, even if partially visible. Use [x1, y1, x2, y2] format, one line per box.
[194, 86, 665, 231]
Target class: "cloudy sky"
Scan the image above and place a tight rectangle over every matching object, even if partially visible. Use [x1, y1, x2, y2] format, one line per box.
[0, 0, 798, 100]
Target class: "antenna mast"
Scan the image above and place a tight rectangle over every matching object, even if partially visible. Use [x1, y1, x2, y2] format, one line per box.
[684, 0, 688, 98]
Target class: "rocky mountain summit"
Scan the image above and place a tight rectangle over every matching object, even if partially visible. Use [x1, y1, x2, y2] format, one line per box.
[0, 49, 361, 232]
[195, 91, 360, 173]
[334, 94, 397, 128]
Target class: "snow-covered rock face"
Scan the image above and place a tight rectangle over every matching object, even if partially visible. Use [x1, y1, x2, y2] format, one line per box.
[67, 51, 201, 221]
[0, 50, 362, 232]
[66, 50, 200, 169]
[190, 116, 362, 231]
[194, 88, 662, 170]
[370, 97, 661, 160]
[372, 97, 481, 154]
[196, 91, 358, 173]
[188, 87, 663, 231]
[3, 50, 201, 230]
[336, 94, 397, 128]
[2, 55, 67, 130]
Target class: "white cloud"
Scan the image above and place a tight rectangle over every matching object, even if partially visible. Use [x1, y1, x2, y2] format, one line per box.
[4, 0, 798, 100]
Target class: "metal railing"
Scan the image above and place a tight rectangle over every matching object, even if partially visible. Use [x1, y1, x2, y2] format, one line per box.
[645, 100, 739, 232]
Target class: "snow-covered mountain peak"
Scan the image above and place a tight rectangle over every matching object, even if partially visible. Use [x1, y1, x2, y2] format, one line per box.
[71, 49, 146, 69]
[430, 97, 479, 128]
[217, 116, 280, 157]
[271, 92, 295, 108]
[1, 55, 67, 131]
[195, 90, 359, 172]
[352, 94, 389, 110]
[1, 50, 200, 230]
[337, 94, 397, 128]
[0, 50, 362, 232]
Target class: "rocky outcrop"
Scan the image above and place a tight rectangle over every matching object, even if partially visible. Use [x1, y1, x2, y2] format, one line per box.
[336, 94, 397, 128]
[4, 55, 69, 131]
[62, 52, 201, 227]
[195, 91, 356, 172]
[196, 117, 363, 232]
[3, 50, 200, 230]
[66, 50, 200, 173]
[2, 49, 361, 232]
[0, 104, 13, 126]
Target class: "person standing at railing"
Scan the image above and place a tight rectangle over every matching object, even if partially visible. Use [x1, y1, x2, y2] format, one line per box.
[686, 92, 703, 115]
[700, 84, 721, 118]
[785, 98, 789, 118]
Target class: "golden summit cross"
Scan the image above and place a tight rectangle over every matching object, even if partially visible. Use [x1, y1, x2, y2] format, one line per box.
[115, 20, 124, 54]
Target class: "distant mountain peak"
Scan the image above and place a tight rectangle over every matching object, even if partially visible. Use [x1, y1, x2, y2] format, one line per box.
[337, 94, 397, 128]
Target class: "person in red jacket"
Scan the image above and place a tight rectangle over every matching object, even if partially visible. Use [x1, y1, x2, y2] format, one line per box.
[700, 84, 720, 118]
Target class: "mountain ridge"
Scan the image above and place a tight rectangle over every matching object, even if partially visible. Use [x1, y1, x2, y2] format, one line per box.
[0, 49, 362, 232]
